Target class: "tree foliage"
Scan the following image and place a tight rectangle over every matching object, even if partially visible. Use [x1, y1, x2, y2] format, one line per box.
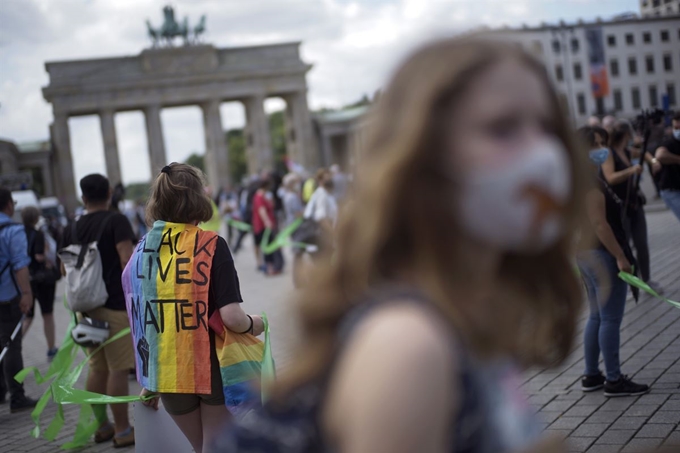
[185, 153, 205, 173]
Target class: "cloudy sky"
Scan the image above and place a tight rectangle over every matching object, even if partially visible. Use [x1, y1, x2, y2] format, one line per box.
[0, 0, 638, 186]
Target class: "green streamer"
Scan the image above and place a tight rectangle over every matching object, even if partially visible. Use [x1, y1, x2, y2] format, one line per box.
[227, 219, 252, 232]
[16, 311, 149, 449]
[618, 272, 680, 308]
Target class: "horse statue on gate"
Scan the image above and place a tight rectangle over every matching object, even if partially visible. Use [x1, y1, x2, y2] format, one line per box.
[146, 5, 204, 47]
[193, 15, 206, 43]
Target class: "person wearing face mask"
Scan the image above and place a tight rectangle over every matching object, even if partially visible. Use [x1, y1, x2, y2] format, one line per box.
[211, 37, 588, 453]
[576, 126, 649, 397]
[601, 121, 663, 294]
[655, 112, 680, 221]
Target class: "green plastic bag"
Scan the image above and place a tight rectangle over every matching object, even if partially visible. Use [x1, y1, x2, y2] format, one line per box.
[261, 312, 276, 403]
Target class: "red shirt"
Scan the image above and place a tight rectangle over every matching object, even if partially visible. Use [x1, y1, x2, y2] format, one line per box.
[252, 191, 276, 234]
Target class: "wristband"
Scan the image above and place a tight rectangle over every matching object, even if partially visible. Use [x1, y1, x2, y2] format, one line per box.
[235, 315, 254, 334]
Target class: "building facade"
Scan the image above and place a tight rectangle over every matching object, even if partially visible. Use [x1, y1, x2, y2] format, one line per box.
[491, 14, 680, 125]
[640, 0, 680, 17]
[0, 139, 56, 197]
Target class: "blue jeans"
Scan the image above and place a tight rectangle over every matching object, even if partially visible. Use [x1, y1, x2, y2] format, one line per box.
[578, 249, 628, 381]
[661, 190, 680, 222]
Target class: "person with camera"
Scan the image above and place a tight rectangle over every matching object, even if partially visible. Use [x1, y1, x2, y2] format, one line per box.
[601, 120, 663, 294]
[577, 126, 649, 397]
[20, 206, 59, 360]
[655, 112, 680, 221]
[0, 188, 37, 413]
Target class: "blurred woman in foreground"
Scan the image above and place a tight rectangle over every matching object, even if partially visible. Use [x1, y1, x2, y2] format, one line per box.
[214, 36, 589, 452]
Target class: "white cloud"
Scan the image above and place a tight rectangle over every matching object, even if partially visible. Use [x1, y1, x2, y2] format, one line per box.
[0, 0, 638, 185]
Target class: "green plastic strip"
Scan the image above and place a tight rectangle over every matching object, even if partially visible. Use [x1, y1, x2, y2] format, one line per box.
[227, 219, 252, 232]
[618, 272, 680, 308]
[261, 218, 312, 254]
[260, 312, 276, 403]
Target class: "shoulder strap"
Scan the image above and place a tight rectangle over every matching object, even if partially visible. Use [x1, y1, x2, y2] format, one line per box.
[26, 228, 37, 257]
[74, 212, 115, 270]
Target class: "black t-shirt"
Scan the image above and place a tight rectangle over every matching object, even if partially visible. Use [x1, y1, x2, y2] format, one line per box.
[610, 148, 642, 212]
[209, 236, 243, 315]
[658, 137, 680, 191]
[61, 211, 136, 310]
[597, 175, 630, 255]
[25, 227, 45, 273]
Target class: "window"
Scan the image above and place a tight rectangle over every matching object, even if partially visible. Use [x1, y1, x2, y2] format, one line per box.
[577, 93, 586, 114]
[652, 0, 660, 6]
[643, 32, 652, 43]
[632, 87, 641, 109]
[626, 33, 634, 45]
[646, 55, 655, 73]
[552, 40, 561, 53]
[610, 59, 620, 76]
[649, 85, 658, 107]
[661, 30, 669, 42]
[574, 63, 583, 80]
[607, 35, 616, 47]
[555, 64, 564, 81]
[664, 54, 673, 71]
[628, 57, 638, 75]
[668, 83, 676, 106]
[571, 38, 580, 53]
[613, 89, 623, 110]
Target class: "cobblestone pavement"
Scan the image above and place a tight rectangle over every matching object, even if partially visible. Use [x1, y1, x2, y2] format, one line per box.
[0, 211, 678, 452]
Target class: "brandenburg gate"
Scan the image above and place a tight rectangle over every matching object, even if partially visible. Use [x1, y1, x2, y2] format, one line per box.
[42, 43, 318, 212]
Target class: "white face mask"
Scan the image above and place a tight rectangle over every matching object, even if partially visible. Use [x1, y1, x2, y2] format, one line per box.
[673, 129, 680, 140]
[459, 138, 572, 252]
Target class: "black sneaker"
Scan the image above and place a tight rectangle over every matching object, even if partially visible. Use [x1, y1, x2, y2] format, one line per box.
[10, 395, 38, 413]
[604, 375, 650, 397]
[582, 372, 606, 392]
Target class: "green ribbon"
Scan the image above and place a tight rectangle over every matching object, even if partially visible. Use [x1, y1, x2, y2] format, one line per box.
[618, 272, 680, 309]
[261, 218, 314, 254]
[15, 310, 149, 449]
[227, 219, 252, 232]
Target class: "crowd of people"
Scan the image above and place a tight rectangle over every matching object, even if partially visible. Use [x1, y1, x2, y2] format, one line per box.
[0, 34, 679, 452]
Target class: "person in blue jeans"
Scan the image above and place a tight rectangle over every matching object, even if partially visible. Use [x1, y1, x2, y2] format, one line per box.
[577, 126, 650, 397]
[655, 112, 680, 222]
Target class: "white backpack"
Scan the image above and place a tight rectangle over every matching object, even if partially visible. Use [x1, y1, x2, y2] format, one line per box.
[58, 214, 113, 313]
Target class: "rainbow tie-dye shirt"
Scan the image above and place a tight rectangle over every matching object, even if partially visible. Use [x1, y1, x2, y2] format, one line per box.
[122, 221, 219, 394]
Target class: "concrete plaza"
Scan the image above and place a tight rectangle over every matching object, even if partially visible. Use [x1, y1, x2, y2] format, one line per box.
[0, 209, 678, 452]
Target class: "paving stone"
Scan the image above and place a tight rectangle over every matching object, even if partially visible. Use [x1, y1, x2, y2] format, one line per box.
[648, 410, 680, 424]
[543, 400, 579, 413]
[634, 423, 675, 438]
[621, 438, 662, 452]
[538, 411, 563, 424]
[610, 417, 648, 430]
[571, 423, 611, 438]
[586, 445, 622, 453]
[624, 404, 660, 417]
[567, 437, 597, 451]
[564, 405, 601, 417]
[551, 417, 585, 430]
[594, 430, 635, 445]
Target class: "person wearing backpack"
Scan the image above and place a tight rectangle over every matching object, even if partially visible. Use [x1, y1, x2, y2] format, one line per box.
[20, 206, 59, 360]
[59, 174, 136, 448]
[0, 187, 37, 413]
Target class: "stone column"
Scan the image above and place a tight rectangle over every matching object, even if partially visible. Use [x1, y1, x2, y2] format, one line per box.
[243, 95, 272, 174]
[144, 105, 167, 177]
[41, 161, 54, 197]
[52, 112, 77, 214]
[284, 91, 318, 171]
[201, 100, 230, 190]
[99, 109, 122, 185]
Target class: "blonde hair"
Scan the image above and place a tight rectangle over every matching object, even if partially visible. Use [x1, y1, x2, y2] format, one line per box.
[279, 36, 590, 393]
[146, 163, 212, 225]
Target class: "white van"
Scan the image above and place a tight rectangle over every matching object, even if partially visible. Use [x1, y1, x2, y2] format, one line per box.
[10, 190, 39, 222]
[39, 197, 68, 227]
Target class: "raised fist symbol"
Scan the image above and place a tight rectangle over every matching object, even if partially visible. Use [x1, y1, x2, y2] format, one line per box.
[137, 337, 150, 378]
